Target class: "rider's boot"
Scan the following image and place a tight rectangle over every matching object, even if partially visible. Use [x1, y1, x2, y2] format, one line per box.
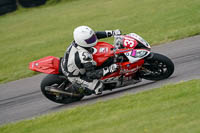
[93, 82, 104, 95]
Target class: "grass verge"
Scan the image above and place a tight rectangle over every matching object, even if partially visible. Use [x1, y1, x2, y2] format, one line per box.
[1, 0, 200, 83]
[0, 79, 200, 133]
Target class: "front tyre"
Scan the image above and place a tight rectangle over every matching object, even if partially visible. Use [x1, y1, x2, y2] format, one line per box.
[41, 74, 84, 104]
[140, 53, 174, 81]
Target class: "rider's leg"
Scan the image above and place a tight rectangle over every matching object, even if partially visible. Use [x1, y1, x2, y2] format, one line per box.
[68, 77, 104, 95]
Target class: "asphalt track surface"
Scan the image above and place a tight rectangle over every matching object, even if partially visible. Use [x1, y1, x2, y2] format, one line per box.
[0, 35, 200, 125]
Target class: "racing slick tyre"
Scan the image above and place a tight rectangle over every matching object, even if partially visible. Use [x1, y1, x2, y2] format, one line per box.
[140, 52, 174, 81]
[18, 0, 46, 8]
[41, 74, 84, 104]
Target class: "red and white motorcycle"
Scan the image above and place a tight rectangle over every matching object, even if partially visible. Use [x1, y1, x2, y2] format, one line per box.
[29, 33, 174, 104]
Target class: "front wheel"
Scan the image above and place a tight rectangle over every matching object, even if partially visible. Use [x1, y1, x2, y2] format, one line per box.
[140, 53, 174, 81]
[40, 74, 84, 104]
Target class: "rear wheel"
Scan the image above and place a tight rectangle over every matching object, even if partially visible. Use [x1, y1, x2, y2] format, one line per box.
[140, 53, 174, 81]
[41, 74, 84, 104]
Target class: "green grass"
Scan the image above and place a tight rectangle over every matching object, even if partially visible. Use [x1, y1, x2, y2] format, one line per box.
[1, 0, 200, 83]
[1, 79, 200, 133]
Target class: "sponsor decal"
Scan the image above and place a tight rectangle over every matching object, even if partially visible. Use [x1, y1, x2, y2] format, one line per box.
[99, 47, 108, 53]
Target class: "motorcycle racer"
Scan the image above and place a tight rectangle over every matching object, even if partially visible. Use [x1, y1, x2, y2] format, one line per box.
[61, 26, 121, 95]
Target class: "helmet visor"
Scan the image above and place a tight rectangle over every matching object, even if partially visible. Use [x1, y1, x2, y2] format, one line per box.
[85, 34, 97, 44]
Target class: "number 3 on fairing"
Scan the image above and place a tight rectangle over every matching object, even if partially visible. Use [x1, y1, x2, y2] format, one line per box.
[123, 39, 135, 48]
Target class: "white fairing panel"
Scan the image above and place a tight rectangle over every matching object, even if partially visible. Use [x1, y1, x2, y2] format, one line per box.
[124, 49, 151, 63]
[127, 33, 151, 49]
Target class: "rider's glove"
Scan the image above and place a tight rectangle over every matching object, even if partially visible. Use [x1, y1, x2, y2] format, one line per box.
[103, 64, 118, 76]
[112, 29, 121, 36]
[106, 29, 122, 37]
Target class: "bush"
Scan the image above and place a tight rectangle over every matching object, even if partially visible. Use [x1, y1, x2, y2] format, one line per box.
[0, 0, 17, 15]
[18, 0, 46, 8]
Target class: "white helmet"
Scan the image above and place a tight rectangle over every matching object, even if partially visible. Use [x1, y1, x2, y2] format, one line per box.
[73, 26, 98, 48]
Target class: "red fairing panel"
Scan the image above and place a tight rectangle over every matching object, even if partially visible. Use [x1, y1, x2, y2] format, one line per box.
[101, 59, 144, 80]
[29, 56, 60, 74]
[93, 42, 115, 66]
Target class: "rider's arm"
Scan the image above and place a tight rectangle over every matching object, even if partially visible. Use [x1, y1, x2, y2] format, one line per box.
[78, 51, 103, 79]
[83, 62, 103, 79]
[83, 62, 118, 80]
[95, 29, 121, 39]
[79, 51, 118, 80]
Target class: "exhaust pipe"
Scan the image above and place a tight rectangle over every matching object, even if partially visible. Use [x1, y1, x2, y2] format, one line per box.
[45, 86, 81, 97]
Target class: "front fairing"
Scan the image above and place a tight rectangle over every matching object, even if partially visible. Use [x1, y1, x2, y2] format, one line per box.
[123, 49, 151, 63]
[126, 33, 151, 49]
[114, 33, 151, 50]
[113, 33, 151, 63]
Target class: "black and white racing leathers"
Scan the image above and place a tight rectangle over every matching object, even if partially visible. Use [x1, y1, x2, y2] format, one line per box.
[61, 31, 118, 95]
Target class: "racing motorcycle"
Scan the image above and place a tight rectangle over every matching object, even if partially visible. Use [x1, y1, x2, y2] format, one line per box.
[29, 33, 174, 104]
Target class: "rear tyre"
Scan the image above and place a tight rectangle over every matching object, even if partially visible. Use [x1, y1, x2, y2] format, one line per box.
[140, 53, 174, 81]
[41, 74, 84, 104]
